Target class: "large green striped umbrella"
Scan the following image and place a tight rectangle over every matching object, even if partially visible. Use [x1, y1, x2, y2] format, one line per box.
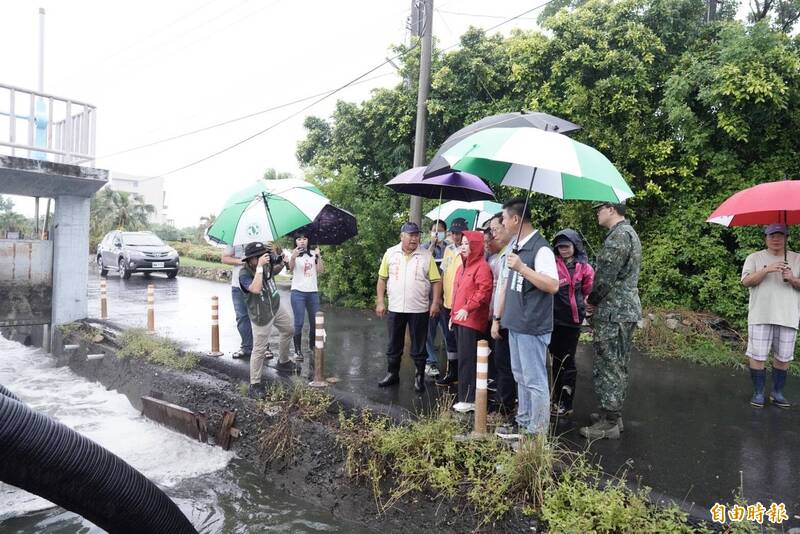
[207, 179, 330, 246]
[438, 126, 633, 203]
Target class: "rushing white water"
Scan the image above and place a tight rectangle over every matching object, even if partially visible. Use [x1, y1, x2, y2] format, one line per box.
[0, 335, 234, 521]
[0, 335, 363, 533]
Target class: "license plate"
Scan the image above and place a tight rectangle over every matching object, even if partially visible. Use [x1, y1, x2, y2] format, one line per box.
[152, 262, 164, 268]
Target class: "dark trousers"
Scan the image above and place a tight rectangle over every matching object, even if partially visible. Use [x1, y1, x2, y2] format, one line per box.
[290, 290, 320, 351]
[491, 327, 517, 414]
[231, 287, 253, 353]
[386, 311, 429, 373]
[456, 325, 485, 403]
[549, 324, 581, 410]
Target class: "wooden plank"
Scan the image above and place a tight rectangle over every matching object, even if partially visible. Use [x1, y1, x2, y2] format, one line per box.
[196, 412, 208, 444]
[216, 410, 237, 450]
[141, 396, 199, 440]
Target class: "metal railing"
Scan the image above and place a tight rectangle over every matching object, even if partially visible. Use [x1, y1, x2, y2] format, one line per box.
[0, 83, 96, 165]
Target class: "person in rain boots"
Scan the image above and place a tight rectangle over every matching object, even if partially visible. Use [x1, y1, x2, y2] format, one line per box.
[580, 202, 641, 440]
[450, 230, 494, 413]
[550, 230, 594, 418]
[434, 217, 468, 387]
[240, 242, 296, 398]
[288, 232, 324, 362]
[741, 224, 800, 408]
[375, 222, 442, 393]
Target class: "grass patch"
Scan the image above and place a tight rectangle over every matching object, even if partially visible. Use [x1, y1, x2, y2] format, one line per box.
[116, 329, 198, 371]
[258, 381, 333, 464]
[180, 256, 232, 271]
[635, 308, 800, 376]
[541, 460, 709, 533]
[336, 403, 713, 531]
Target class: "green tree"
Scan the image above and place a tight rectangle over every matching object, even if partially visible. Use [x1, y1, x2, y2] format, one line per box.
[297, 0, 800, 327]
[0, 195, 34, 238]
[90, 188, 155, 250]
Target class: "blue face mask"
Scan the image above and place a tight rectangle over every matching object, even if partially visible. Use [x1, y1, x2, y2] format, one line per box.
[435, 232, 446, 241]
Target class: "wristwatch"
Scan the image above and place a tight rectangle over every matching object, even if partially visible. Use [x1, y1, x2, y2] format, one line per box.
[492, 316, 502, 322]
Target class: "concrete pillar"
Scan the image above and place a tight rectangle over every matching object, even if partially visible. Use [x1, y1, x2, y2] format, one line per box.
[50, 195, 90, 326]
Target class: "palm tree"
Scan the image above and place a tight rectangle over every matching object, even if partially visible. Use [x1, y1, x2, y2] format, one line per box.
[90, 188, 155, 240]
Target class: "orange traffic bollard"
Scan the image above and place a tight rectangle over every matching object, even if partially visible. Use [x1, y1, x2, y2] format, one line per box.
[146, 284, 155, 333]
[100, 279, 108, 320]
[473, 340, 490, 436]
[309, 311, 328, 388]
[210, 296, 222, 356]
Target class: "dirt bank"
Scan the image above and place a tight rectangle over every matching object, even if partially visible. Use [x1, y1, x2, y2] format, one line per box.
[54, 322, 538, 533]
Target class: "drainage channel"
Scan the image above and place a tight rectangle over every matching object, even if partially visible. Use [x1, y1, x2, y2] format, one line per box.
[0, 335, 370, 533]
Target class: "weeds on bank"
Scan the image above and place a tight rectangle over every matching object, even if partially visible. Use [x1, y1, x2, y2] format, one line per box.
[337, 403, 711, 531]
[258, 381, 332, 464]
[634, 308, 800, 376]
[116, 329, 198, 371]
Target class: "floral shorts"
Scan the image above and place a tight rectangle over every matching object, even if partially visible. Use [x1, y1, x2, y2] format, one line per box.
[746, 324, 797, 362]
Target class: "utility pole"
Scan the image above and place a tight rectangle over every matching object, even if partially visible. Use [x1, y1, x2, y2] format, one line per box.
[409, 0, 432, 226]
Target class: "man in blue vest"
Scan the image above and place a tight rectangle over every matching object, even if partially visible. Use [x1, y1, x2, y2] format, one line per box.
[492, 199, 559, 439]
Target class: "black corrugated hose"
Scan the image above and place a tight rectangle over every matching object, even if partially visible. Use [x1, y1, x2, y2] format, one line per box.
[0, 384, 197, 534]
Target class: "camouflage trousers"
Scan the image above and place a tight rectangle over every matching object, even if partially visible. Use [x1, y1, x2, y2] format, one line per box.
[592, 321, 637, 416]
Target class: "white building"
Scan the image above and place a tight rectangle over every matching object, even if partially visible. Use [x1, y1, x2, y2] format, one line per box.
[107, 172, 171, 225]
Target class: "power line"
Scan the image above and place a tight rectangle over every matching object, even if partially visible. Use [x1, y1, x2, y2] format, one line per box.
[156, 59, 408, 178]
[145, 0, 558, 179]
[439, 9, 539, 21]
[90, 71, 395, 163]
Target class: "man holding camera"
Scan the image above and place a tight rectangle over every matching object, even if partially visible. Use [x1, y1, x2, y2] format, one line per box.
[239, 241, 295, 398]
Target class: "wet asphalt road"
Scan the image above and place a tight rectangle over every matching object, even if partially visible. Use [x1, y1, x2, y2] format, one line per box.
[86, 271, 800, 526]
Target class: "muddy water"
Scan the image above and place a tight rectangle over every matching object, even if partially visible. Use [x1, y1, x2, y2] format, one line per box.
[0, 336, 370, 533]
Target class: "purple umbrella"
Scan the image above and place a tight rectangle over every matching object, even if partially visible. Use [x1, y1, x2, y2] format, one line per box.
[385, 167, 495, 202]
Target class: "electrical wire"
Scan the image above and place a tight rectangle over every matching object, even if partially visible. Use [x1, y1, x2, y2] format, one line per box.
[90, 71, 394, 163]
[156, 59, 407, 178]
[134, 0, 558, 180]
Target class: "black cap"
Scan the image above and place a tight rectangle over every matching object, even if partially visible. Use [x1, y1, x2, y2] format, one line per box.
[401, 221, 421, 234]
[243, 241, 270, 259]
[450, 218, 468, 233]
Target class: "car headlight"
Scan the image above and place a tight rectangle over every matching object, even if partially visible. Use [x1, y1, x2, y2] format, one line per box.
[127, 250, 144, 259]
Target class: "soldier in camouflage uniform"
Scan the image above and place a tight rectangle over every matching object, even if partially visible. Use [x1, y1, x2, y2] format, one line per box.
[579, 201, 642, 440]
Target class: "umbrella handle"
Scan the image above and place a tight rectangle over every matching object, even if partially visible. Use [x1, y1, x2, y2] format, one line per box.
[513, 166, 539, 252]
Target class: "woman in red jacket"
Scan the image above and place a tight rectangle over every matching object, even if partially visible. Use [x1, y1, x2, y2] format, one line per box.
[451, 230, 494, 412]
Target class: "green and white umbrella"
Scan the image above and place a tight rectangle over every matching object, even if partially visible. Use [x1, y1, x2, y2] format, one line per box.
[437, 126, 633, 203]
[425, 200, 503, 230]
[207, 179, 330, 246]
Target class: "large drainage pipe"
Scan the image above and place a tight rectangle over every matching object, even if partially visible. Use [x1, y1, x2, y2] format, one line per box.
[0, 385, 197, 534]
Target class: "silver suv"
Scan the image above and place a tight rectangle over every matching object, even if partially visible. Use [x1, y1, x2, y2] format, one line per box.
[96, 231, 180, 279]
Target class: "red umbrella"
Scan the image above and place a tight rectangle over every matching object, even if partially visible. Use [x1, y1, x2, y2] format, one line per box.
[707, 180, 800, 227]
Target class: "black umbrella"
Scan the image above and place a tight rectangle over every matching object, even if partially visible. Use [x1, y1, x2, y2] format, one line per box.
[424, 111, 581, 177]
[292, 204, 358, 245]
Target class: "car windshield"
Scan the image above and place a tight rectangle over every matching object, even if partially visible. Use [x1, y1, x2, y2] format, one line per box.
[122, 233, 164, 246]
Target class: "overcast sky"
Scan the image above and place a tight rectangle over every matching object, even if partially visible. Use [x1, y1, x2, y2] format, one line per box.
[1, 1, 547, 226]
[2, 1, 746, 226]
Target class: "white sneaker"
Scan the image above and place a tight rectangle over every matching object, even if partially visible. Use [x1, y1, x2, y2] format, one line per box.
[452, 402, 475, 413]
[425, 363, 441, 378]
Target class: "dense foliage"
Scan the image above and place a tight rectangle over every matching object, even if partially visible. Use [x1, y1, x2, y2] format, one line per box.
[298, 0, 800, 328]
